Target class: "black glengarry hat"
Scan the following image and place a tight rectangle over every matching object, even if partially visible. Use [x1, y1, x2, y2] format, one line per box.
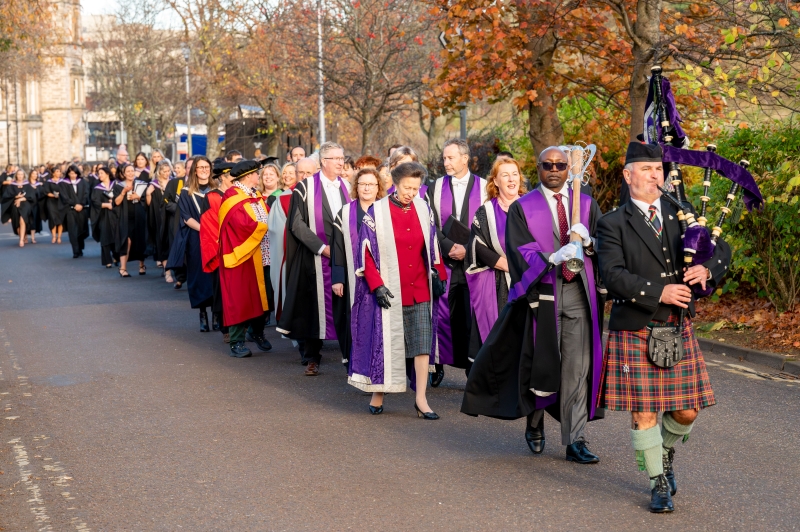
[625, 142, 662, 165]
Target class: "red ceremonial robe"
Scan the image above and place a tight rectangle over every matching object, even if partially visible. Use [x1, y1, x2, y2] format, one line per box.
[218, 187, 269, 326]
[200, 190, 224, 273]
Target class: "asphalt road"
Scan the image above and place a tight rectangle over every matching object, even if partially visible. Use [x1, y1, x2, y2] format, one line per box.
[1, 225, 799, 531]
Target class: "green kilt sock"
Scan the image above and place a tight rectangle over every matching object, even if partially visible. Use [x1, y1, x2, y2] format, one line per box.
[661, 412, 694, 452]
[631, 426, 663, 486]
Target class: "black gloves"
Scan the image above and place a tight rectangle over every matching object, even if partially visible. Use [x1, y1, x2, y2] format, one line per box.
[374, 285, 395, 309]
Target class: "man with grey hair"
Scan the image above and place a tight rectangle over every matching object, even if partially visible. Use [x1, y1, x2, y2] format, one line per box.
[428, 138, 487, 385]
[278, 141, 352, 376]
[463, 145, 605, 466]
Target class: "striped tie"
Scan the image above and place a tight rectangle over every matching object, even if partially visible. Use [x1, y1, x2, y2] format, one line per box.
[648, 205, 662, 239]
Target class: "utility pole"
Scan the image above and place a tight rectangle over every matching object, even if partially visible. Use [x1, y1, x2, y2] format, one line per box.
[182, 45, 192, 158]
[460, 106, 467, 140]
[317, 0, 326, 144]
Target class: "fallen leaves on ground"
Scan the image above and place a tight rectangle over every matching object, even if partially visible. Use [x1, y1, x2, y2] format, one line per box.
[695, 292, 800, 356]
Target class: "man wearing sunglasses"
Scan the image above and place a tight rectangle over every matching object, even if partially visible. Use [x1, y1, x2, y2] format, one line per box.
[463, 146, 606, 466]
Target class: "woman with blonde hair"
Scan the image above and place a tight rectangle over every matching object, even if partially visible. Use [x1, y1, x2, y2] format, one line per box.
[464, 156, 527, 360]
[279, 162, 297, 190]
[258, 162, 282, 207]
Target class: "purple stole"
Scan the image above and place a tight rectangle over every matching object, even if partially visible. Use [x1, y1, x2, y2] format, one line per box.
[349, 197, 438, 392]
[311, 172, 349, 340]
[465, 198, 508, 343]
[435, 175, 484, 365]
[508, 188, 603, 417]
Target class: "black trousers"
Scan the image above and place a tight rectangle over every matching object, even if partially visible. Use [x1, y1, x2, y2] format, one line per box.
[447, 281, 472, 369]
[231, 313, 267, 343]
[101, 244, 118, 266]
[304, 338, 324, 364]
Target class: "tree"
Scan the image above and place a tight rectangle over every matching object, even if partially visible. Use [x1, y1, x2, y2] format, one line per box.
[87, 2, 186, 153]
[425, 0, 800, 160]
[293, 0, 438, 153]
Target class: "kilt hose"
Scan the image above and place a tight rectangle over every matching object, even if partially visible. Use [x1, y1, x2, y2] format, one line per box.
[599, 315, 716, 412]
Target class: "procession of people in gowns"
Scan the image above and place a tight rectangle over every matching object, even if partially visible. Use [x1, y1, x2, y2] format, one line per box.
[5, 122, 756, 515]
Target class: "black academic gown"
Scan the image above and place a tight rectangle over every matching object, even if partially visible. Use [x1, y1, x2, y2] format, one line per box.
[91, 184, 119, 265]
[166, 188, 214, 309]
[28, 182, 44, 233]
[59, 179, 91, 254]
[278, 175, 349, 343]
[1, 183, 35, 235]
[113, 181, 148, 262]
[461, 191, 606, 422]
[44, 180, 67, 228]
[147, 180, 171, 262]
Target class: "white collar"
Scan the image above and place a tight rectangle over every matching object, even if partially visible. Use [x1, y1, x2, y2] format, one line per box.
[631, 197, 662, 217]
[451, 171, 471, 187]
[540, 182, 570, 202]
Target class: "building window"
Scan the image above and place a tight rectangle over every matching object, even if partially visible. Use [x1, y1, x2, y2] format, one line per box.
[27, 128, 41, 166]
[73, 79, 80, 106]
[25, 80, 40, 115]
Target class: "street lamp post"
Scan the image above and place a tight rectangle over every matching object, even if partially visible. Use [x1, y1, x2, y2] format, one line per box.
[317, 0, 326, 144]
[182, 45, 192, 159]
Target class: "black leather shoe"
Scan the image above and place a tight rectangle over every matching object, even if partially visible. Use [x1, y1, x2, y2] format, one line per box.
[212, 313, 221, 331]
[430, 364, 444, 387]
[199, 311, 209, 332]
[73, 253, 80, 258]
[368, 405, 383, 415]
[663, 447, 677, 496]
[229, 341, 252, 358]
[251, 335, 272, 352]
[525, 430, 545, 455]
[414, 402, 439, 420]
[566, 441, 600, 464]
[649, 474, 675, 513]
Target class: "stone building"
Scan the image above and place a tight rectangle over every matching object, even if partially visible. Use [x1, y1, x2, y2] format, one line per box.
[0, 0, 86, 167]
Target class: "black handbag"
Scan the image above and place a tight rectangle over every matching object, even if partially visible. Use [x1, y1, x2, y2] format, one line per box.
[646, 310, 685, 368]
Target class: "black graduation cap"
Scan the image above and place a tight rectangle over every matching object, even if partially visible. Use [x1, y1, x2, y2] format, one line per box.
[230, 159, 261, 180]
[625, 142, 662, 165]
[213, 161, 235, 177]
[263, 156, 279, 165]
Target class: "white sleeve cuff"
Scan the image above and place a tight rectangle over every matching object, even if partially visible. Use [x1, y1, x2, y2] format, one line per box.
[317, 244, 326, 256]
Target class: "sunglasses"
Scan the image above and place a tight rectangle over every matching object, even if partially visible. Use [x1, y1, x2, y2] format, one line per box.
[539, 162, 568, 171]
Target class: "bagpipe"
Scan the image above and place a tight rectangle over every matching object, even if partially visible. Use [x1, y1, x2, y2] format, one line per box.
[644, 65, 764, 297]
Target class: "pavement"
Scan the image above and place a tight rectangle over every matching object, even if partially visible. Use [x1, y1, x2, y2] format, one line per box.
[1, 225, 799, 531]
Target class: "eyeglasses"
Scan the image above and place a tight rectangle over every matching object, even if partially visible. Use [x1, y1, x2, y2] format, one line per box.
[323, 157, 345, 163]
[538, 162, 568, 171]
[357, 182, 378, 189]
[195, 165, 211, 171]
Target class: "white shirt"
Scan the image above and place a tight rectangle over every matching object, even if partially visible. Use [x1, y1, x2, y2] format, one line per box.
[631, 197, 663, 226]
[540, 182, 571, 230]
[317, 171, 351, 255]
[451, 171, 471, 220]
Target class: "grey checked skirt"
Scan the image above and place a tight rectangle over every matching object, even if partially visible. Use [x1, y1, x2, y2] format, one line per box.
[403, 301, 432, 358]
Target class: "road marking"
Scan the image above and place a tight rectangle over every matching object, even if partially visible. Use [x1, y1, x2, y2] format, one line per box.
[8, 437, 53, 531]
[0, 327, 91, 531]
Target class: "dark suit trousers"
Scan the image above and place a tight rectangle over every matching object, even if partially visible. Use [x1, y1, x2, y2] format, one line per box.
[448, 279, 472, 368]
[304, 338, 324, 364]
[528, 281, 592, 445]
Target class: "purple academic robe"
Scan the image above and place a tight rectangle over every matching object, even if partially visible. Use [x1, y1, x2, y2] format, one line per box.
[461, 187, 606, 422]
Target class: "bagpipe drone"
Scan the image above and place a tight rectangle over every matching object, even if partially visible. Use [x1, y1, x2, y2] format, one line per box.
[644, 65, 764, 297]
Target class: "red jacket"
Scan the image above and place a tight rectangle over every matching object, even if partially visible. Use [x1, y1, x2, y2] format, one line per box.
[363, 200, 447, 306]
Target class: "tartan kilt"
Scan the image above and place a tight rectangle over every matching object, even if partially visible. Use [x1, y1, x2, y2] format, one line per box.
[598, 316, 716, 412]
